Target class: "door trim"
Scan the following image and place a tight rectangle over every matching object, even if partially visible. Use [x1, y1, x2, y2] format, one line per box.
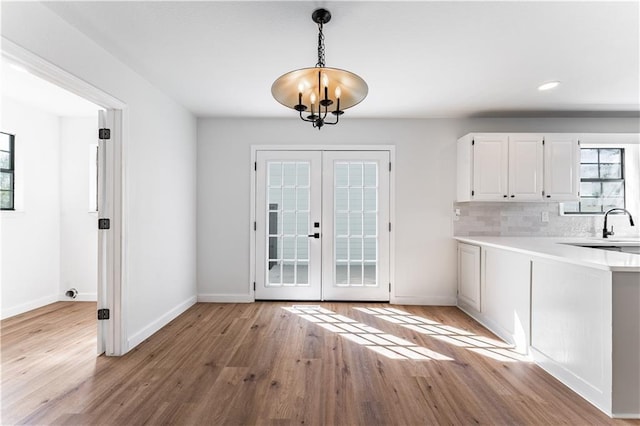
[250, 145, 396, 302]
[2, 38, 128, 355]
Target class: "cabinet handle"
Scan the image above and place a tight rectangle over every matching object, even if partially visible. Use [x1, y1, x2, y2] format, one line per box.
[503, 195, 508, 198]
[510, 195, 515, 198]
[546, 195, 551, 198]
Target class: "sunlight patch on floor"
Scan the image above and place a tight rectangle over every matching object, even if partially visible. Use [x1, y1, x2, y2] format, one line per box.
[284, 306, 453, 361]
[353, 307, 530, 363]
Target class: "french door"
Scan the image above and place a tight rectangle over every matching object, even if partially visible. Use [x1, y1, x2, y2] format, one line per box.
[255, 150, 390, 301]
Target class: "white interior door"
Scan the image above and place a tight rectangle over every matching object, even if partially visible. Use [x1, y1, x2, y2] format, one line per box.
[255, 151, 323, 300]
[322, 151, 390, 301]
[97, 110, 109, 354]
[255, 150, 390, 301]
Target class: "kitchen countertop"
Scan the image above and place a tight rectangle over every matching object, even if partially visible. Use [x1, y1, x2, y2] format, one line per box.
[454, 236, 640, 272]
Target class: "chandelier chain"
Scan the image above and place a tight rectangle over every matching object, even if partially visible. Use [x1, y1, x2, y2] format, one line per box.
[316, 22, 325, 67]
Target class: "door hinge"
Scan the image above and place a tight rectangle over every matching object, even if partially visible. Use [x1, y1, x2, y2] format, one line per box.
[253, 282, 256, 291]
[98, 218, 110, 229]
[389, 162, 392, 172]
[254, 162, 257, 171]
[254, 221, 257, 231]
[98, 128, 111, 140]
[97, 308, 110, 320]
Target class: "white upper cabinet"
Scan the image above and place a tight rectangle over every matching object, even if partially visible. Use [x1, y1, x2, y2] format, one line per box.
[543, 135, 580, 200]
[457, 133, 544, 202]
[472, 134, 509, 200]
[509, 134, 544, 200]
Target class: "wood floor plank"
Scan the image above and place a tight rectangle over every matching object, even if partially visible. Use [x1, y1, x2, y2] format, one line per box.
[2, 301, 638, 425]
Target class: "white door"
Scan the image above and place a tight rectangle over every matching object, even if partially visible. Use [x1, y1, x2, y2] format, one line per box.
[255, 151, 323, 300]
[322, 151, 390, 301]
[97, 110, 110, 354]
[255, 150, 391, 301]
[472, 134, 509, 200]
[544, 135, 580, 200]
[508, 134, 543, 200]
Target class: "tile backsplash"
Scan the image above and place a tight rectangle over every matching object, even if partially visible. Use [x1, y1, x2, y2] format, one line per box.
[453, 202, 640, 238]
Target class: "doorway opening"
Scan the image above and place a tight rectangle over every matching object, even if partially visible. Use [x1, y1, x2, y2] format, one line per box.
[1, 39, 126, 355]
[251, 148, 395, 302]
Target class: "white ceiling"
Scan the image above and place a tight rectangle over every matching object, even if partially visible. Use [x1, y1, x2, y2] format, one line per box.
[2, 58, 100, 117]
[43, 1, 639, 119]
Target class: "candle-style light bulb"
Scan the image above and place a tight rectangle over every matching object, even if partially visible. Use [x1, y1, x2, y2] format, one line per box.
[298, 83, 304, 94]
[335, 86, 341, 99]
[310, 93, 316, 105]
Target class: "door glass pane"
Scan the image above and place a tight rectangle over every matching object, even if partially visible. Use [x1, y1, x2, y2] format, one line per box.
[363, 264, 376, 285]
[297, 262, 309, 284]
[350, 262, 363, 285]
[266, 160, 311, 287]
[334, 161, 378, 287]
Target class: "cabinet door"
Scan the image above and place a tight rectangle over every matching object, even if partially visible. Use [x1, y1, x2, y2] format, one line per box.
[458, 243, 481, 312]
[544, 136, 580, 200]
[472, 135, 509, 200]
[509, 135, 544, 200]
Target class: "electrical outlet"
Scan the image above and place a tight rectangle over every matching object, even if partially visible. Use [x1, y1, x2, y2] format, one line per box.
[541, 211, 549, 223]
[453, 208, 461, 221]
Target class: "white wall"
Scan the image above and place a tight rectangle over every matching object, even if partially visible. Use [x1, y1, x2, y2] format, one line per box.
[2, 3, 197, 352]
[197, 117, 639, 305]
[59, 116, 98, 301]
[1, 97, 61, 318]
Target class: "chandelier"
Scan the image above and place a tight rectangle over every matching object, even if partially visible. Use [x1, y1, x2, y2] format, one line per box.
[271, 8, 368, 129]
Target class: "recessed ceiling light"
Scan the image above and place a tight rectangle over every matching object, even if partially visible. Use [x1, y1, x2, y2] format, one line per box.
[538, 81, 560, 91]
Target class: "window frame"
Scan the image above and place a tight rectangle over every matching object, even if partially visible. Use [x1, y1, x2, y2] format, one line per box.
[0, 132, 15, 211]
[564, 147, 626, 215]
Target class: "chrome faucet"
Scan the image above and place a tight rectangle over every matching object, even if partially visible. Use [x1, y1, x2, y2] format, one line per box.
[602, 208, 635, 238]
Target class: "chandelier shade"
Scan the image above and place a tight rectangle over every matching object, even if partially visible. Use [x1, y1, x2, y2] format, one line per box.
[271, 67, 368, 111]
[271, 8, 367, 129]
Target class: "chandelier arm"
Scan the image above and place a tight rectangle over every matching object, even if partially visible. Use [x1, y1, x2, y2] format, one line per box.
[299, 109, 314, 122]
[323, 113, 340, 126]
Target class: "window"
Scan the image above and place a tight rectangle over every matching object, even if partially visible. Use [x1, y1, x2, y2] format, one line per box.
[563, 148, 625, 214]
[0, 132, 15, 210]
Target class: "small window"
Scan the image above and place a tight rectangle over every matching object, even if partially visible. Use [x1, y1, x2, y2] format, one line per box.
[0, 132, 15, 210]
[563, 148, 625, 214]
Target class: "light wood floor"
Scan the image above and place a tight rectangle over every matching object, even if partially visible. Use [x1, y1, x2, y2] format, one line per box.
[2, 302, 637, 425]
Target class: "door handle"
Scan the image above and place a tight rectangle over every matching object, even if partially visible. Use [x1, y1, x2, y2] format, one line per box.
[308, 233, 320, 239]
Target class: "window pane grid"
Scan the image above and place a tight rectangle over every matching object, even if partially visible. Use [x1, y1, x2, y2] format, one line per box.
[335, 161, 379, 287]
[0, 132, 15, 210]
[267, 161, 310, 286]
[566, 148, 625, 214]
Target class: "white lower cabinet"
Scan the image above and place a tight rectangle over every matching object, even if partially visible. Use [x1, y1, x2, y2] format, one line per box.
[482, 248, 531, 353]
[456, 237, 640, 418]
[457, 243, 481, 312]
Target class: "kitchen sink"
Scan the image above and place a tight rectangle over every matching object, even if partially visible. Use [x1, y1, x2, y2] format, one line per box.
[562, 239, 640, 254]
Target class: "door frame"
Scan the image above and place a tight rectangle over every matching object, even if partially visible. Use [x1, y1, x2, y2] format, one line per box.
[250, 145, 396, 302]
[2, 38, 128, 355]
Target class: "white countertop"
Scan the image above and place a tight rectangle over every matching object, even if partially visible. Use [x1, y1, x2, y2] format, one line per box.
[454, 236, 640, 272]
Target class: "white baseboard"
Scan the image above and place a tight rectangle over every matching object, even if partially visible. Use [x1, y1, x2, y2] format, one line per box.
[126, 295, 197, 351]
[1, 294, 59, 320]
[197, 293, 253, 303]
[59, 292, 97, 302]
[390, 295, 457, 306]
